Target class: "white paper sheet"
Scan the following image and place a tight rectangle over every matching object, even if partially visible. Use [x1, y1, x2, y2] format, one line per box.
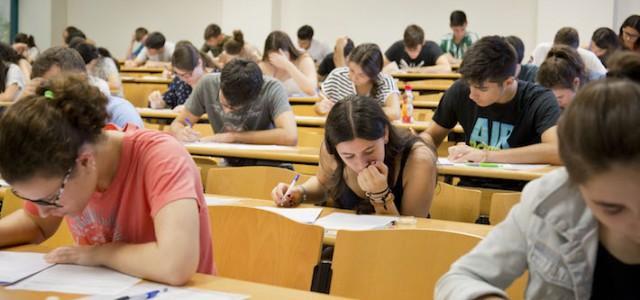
[437, 158, 548, 170]
[0, 179, 8, 187]
[314, 213, 397, 231]
[7, 264, 140, 295]
[205, 196, 241, 206]
[82, 282, 248, 300]
[0, 252, 53, 285]
[256, 206, 323, 224]
[137, 108, 172, 114]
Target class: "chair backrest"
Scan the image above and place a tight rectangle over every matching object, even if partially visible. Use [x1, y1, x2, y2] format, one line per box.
[191, 155, 219, 186]
[413, 108, 434, 122]
[330, 229, 482, 300]
[1, 189, 22, 219]
[297, 127, 324, 148]
[430, 182, 482, 223]
[192, 123, 214, 137]
[489, 192, 521, 225]
[414, 92, 443, 102]
[205, 166, 311, 200]
[291, 104, 321, 116]
[209, 205, 324, 290]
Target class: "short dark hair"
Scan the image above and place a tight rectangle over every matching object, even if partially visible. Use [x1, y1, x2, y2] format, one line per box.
[558, 79, 640, 184]
[450, 10, 467, 27]
[144, 32, 166, 49]
[31, 47, 86, 78]
[220, 59, 264, 107]
[592, 27, 620, 51]
[172, 43, 200, 71]
[504, 35, 525, 63]
[606, 51, 640, 83]
[72, 42, 100, 65]
[459, 36, 517, 84]
[67, 36, 86, 50]
[403, 24, 424, 49]
[619, 14, 640, 50]
[204, 24, 222, 40]
[553, 27, 580, 49]
[0, 73, 108, 183]
[297, 25, 314, 40]
[135, 27, 148, 41]
[537, 45, 585, 90]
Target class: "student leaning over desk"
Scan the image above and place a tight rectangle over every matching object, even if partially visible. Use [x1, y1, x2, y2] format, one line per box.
[436, 79, 640, 300]
[0, 74, 214, 285]
[272, 95, 437, 218]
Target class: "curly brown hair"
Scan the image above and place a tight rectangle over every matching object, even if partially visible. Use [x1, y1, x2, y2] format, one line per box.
[0, 73, 108, 183]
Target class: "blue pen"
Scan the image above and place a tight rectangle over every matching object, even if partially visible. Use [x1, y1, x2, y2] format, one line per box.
[115, 288, 168, 300]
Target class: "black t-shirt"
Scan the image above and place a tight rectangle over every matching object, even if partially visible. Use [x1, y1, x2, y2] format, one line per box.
[318, 52, 335, 77]
[385, 40, 443, 69]
[518, 64, 539, 83]
[432, 80, 560, 150]
[590, 242, 640, 299]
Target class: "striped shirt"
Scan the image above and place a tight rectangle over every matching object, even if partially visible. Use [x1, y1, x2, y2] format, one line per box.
[321, 67, 398, 105]
[440, 32, 479, 59]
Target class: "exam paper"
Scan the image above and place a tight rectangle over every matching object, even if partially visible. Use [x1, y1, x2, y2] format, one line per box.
[0, 252, 52, 285]
[256, 206, 323, 224]
[314, 213, 397, 231]
[7, 264, 140, 295]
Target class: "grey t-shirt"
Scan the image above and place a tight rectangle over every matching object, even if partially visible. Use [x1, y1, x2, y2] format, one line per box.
[185, 73, 292, 166]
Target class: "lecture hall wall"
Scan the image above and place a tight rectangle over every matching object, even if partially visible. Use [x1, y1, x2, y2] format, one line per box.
[18, 0, 640, 63]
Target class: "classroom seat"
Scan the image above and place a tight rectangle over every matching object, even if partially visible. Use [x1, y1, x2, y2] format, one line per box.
[489, 192, 522, 225]
[297, 127, 324, 149]
[430, 182, 482, 223]
[291, 104, 322, 117]
[208, 205, 324, 290]
[205, 166, 311, 200]
[330, 229, 482, 300]
[191, 156, 220, 186]
[122, 82, 169, 108]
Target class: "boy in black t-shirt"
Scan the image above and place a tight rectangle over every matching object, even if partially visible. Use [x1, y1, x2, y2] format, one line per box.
[420, 36, 562, 165]
[384, 24, 451, 73]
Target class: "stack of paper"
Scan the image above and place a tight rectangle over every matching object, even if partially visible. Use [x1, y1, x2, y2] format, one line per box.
[437, 158, 548, 170]
[256, 206, 323, 224]
[7, 264, 140, 295]
[0, 252, 52, 285]
[314, 213, 397, 231]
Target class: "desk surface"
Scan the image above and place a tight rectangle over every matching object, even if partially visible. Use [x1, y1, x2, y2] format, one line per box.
[119, 66, 164, 73]
[438, 165, 559, 181]
[397, 80, 453, 91]
[121, 76, 172, 84]
[207, 196, 494, 245]
[1, 245, 349, 300]
[185, 143, 321, 165]
[391, 72, 461, 80]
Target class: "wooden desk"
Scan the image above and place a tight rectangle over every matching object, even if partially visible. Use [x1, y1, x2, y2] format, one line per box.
[185, 143, 320, 165]
[0, 101, 12, 108]
[438, 165, 558, 181]
[397, 79, 454, 91]
[391, 72, 461, 80]
[294, 116, 464, 134]
[205, 196, 493, 245]
[1, 245, 348, 300]
[119, 66, 164, 78]
[122, 77, 171, 108]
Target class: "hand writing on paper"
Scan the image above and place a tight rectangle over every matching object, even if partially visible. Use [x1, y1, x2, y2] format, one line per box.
[271, 183, 303, 207]
[148, 91, 166, 109]
[448, 142, 486, 163]
[357, 161, 389, 194]
[200, 132, 235, 143]
[268, 50, 292, 70]
[175, 126, 201, 143]
[45, 245, 99, 266]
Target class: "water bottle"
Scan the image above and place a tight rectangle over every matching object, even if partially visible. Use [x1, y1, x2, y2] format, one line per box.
[402, 85, 414, 123]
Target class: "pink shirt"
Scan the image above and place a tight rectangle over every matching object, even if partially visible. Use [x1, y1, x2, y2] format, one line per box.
[26, 127, 214, 274]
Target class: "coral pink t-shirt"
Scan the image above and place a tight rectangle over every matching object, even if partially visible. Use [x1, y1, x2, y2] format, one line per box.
[25, 127, 214, 274]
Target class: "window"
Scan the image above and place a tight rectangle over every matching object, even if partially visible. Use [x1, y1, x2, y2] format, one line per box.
[0, 0, 17, 44]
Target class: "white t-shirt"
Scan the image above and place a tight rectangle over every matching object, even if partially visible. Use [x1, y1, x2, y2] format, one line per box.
[4, 63, 25, 101]
[305, 39, 331, 63]
[530, 42, 607, 80]
[135, 41, 175, 63]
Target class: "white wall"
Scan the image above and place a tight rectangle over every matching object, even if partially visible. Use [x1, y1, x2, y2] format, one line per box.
[537, 0, 614, 48]
[19, 0, 630, 61]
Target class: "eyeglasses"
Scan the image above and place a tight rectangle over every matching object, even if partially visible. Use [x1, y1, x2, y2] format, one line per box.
[173, 69, 194, 80]
[11, 167, 72, 208]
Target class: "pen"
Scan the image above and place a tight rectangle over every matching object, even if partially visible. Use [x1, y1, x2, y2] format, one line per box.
[115, 288, 167, 300]
[282, 174, 301, 203]
[184, 118, 193, 128]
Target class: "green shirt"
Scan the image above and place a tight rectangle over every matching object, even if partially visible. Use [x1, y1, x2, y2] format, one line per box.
[440, 32, 479, 59]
